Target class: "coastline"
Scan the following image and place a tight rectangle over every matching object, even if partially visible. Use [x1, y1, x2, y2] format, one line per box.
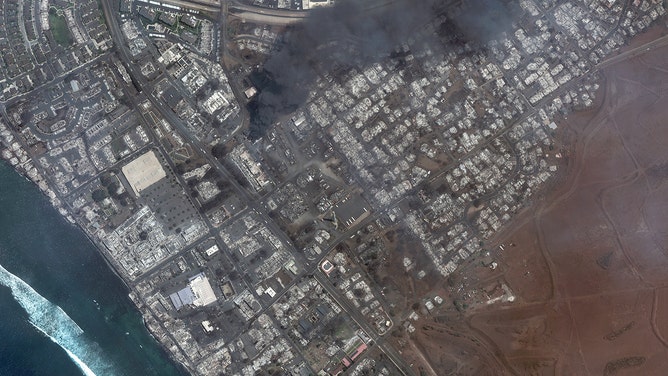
[0, 122, 74, 223]
[0, 120, 191, 375]
[1, 6, 666, 375]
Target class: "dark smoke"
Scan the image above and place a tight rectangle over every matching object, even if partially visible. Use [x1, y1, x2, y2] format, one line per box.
[453, 0, 519, 43]
[247, 0, 517, 140]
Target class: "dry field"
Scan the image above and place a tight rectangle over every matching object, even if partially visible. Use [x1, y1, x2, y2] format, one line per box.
[389, 22, 668, 375]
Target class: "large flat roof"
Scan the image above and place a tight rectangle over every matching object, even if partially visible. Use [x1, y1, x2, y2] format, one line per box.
[168, 272, 217, 310]
[190, 273, 217, 307]
[121, 150, 166, 196]
[169, 286, 195, 310]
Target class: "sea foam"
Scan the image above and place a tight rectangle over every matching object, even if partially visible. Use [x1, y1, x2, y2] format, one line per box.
[0, 262, 117, 376]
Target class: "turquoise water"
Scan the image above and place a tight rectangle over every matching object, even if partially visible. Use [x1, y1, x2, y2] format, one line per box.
[0, 161, 186, 376]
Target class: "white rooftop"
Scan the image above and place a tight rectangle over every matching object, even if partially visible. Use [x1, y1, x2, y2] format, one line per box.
[190, 273, 217, 307]
[121, 150, 166, 196]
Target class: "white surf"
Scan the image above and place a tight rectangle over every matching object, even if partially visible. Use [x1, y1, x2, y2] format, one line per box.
[29, 322, 97, 376]
[0, 262, 116, 376]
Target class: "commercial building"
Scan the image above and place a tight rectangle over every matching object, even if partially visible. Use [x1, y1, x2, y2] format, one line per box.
[121, 150, 166, 196]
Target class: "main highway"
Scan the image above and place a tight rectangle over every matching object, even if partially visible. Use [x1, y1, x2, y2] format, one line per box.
[596, 32, 668, 70]
[101, 0, 418, 374]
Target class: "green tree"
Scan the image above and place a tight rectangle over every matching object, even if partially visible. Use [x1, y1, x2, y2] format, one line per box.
[92, 188, 109, 202]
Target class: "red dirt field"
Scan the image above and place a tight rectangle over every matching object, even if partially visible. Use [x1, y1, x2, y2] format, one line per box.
[389, 22, 668, 376]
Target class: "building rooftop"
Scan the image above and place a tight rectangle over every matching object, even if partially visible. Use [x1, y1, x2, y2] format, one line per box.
[170, 285, 196, 310]
[121, 150, 166, 196]
[169, 272, 217, 310]
[189, 273, 217, 307]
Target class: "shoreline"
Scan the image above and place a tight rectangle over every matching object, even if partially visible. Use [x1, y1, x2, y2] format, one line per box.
[1, 10, 667, 376]
[0, 121, 192, 375]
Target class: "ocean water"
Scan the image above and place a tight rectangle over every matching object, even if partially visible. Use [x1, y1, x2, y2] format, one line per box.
[0, 161, 186, 376]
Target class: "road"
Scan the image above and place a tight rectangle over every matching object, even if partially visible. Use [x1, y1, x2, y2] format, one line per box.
[103, 0, 321, 369]
[227, 11, 304, 25]
[100, 0, 420, 373]
[225, 0, 413, 26]
[315, 272, 414, 375]
[138, 0, 220, 12]
[229, 0, 308, 18]
[225, 0, 307, 25]
[596, 32, 668, 70]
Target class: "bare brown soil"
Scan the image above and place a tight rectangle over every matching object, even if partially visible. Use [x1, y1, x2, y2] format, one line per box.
[386, 23, 668, 376]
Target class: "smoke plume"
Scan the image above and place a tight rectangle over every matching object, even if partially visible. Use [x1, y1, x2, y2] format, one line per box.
[247, 0, 517, 140]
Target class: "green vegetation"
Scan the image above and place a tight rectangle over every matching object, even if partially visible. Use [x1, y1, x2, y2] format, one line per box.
[344, 337, 363, 355]
[92, 188, 109, 202]
[110, 137, 128, 156]
[48, 9, 73, 47]
[99, 173, 114, 187]
[333, 321, 354, 340]
[212, 143, 227, 159]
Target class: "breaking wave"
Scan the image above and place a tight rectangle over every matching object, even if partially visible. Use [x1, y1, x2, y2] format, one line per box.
[0, 262, 116, 376]
[29, 322, 97, 376]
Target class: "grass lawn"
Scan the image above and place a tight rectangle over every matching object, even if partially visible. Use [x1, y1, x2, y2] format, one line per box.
[48, 9, 73, 47]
